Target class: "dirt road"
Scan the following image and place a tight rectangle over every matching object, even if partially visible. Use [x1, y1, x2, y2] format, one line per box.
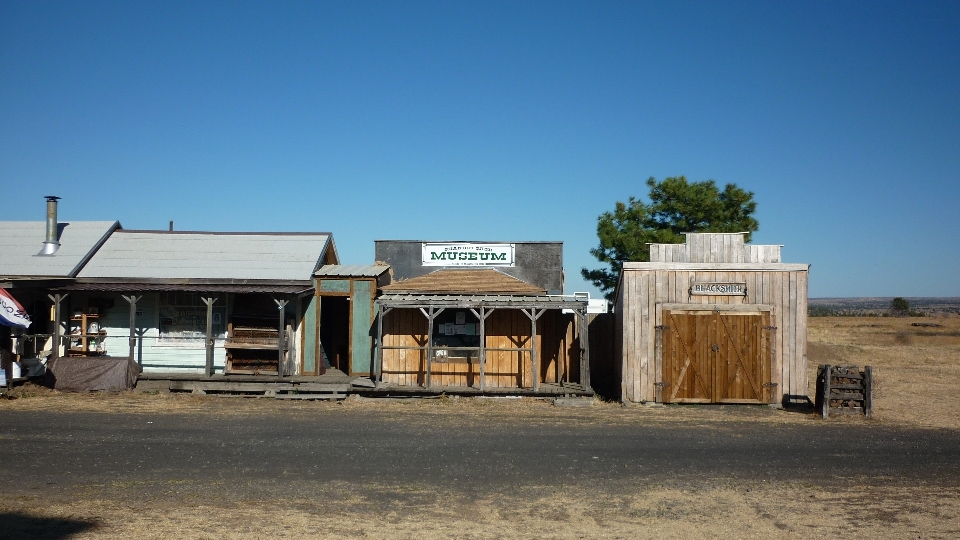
[2, 398, 959, 539]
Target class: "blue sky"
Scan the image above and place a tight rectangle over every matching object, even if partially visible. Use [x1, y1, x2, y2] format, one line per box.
[2, 1, 958, 298]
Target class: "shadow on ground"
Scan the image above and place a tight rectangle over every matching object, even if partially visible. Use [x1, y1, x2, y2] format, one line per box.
[0, 511, 98, 540]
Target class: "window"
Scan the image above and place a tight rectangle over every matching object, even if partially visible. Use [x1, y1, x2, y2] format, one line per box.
[431, 310, 479, 361]
[157, 293, 226, 343]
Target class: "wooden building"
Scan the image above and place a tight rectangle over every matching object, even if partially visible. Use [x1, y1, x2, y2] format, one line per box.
[0, 197, 340, 379]
[308, 265, 390, 376]
[66, 229, 338, 376]
[373, 241, 591, 393]
[614, 233, 809, 405]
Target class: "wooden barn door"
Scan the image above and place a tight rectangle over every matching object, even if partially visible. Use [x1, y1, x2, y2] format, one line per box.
[661, 310, 771, 404]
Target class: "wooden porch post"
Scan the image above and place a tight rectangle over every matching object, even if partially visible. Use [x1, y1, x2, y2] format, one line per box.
[420, 307, 438, 388]
[469, 306, 493, 391]
[522, 308, 546, 392]
[47, 293, 67, 360]
[578, 308, 591, 392]
[201, 297, 217, 377]
[275, 298, 288, 378]
[375, 304, 392, 384]
[122, 295, 143, 368]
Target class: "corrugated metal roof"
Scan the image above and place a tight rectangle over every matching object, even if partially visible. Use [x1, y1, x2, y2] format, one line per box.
[377, 294, 588, 310]
[58, 281, 313, 294]
[315, 264, 390, 277]
[77, 230, 332, 281]
[380, 268, 545, 295]
[0, 221, 118, 278]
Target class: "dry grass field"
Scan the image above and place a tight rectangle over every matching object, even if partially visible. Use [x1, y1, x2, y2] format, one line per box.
[2, 315, 959, 539]
[807, 314, 960, 429]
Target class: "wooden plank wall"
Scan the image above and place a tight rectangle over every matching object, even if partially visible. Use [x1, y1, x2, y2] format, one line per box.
[652, 240, 783, 264]
[746, 244, 781, 263]
[649, 244, 686, 263]
[686, 233, 745, 263]
[619, 267, 808, 403]
[381, 308, 579, 388]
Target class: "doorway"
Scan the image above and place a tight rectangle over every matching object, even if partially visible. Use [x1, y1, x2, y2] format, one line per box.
[320, 296, 350, 373]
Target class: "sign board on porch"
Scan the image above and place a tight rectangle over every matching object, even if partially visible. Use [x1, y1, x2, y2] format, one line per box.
[690, 282, 747, 296]
[421, 243, 515, 267]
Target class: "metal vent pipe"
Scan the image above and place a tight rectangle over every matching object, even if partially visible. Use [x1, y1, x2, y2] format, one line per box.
[40, 195, 61, 255]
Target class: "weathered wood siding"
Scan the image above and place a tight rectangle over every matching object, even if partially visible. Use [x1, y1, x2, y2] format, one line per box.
[301, 294, 319, 375]
[350, 279, 374, 374]
[687, 233, 745, 263]
[381, 308, 579, 388]
[617, 263, 808, 404]
[650, 235, 781, 264]
[745, 244, 781, 263]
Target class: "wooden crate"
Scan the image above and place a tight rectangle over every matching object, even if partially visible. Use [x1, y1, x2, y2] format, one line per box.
[816, 364, 873, 418]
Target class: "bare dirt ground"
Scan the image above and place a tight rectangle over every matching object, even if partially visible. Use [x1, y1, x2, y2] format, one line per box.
[1, 315, 959, 539]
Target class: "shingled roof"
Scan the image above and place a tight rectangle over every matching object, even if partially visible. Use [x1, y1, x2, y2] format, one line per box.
[380, 268, 545, 295]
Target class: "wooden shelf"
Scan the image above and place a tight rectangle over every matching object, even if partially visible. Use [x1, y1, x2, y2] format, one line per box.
[67, 312, 107, 357]
[224, 320, 280, 374]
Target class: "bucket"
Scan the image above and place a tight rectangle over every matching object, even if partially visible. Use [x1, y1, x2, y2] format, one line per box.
[10, 362, 21, 379]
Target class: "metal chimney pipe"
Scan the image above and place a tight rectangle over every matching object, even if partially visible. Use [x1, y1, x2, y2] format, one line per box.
[39, 195, 61, 255]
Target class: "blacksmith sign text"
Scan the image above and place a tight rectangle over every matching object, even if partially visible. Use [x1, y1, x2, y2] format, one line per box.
[690, 282, 747, 296]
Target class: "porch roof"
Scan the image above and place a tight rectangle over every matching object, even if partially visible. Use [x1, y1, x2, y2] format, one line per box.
[54, 279, 313, 295]
[380, 268, 545, 295]
[377, 294, 588, 311]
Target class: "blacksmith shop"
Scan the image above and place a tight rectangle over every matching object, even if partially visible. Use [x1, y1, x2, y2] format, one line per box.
[373, 241, 592, 394]
[614, 232, 809, 405]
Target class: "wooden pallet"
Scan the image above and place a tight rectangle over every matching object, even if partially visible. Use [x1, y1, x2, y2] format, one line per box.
[816, 364, 873, 418]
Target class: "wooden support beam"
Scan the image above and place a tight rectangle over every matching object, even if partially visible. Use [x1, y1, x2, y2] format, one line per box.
[522, 308, 546, 392]
[201, 297, 217, 378]
[122, 295, 143, 368]
[375, 305, 392, 384]
[275, 298, 289, 379]
[47, 293, 67, 360]
[469, 307, 494, 391]
[419, 307, 443, 389]
[864, 365, 873, 418]
[577, 308, 591, 392]
[820, 364, 832, 418]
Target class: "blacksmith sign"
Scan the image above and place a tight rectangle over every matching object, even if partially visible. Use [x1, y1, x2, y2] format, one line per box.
[690, 282, 747, 296]
[422, 243, 515, 267]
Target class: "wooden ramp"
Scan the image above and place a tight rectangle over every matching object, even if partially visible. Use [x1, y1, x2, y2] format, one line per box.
[136, 371, 591, 400]
[136, 370, 356, 400]
[366, 382, 593, 398]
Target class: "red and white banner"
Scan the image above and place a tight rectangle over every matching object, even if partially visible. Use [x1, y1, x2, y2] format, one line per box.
[0, 288, 32, 328]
